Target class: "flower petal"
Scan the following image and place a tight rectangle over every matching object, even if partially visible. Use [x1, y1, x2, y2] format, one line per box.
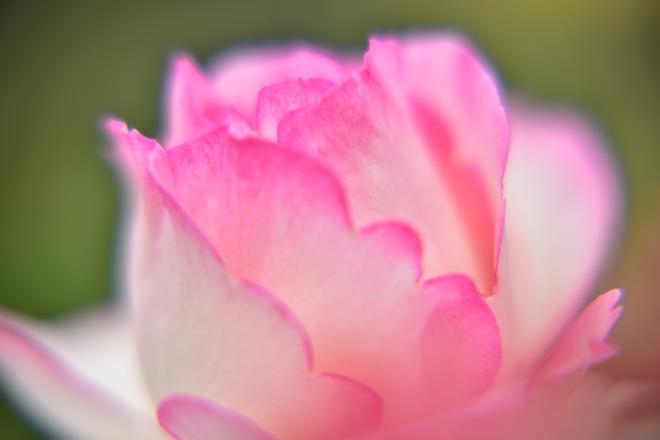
[368, 35, 509, 288]
[536, 289, 622, 379]
[256, 77, 337, 141]
[278, 35, 508, 292]
[493, 105, 622, 374]
[129, 139, 382, 438]
[163, 54, 253, 146]
[373, 374, 629, 440]
[210, 45, 354, 120]
[0, 310, 159, 439]
[150, 129, 501, 422]
[420, 275, 502, 410]
[158, 394, 275, 440]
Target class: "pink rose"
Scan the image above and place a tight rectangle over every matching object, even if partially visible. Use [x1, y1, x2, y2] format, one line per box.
[0, 34, 647, 439]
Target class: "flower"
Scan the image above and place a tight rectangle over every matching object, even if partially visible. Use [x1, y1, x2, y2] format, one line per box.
[0, 33, 645, 439]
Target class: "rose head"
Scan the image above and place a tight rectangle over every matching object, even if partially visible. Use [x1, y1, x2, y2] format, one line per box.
[0, 34, 638, 439]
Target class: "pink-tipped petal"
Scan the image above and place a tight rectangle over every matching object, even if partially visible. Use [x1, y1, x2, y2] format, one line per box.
[210, 45, 354, 120]
[494, 105, 622, 375]
[369, 35, 509, 286]
[131, 151, 382, 439]
[359, 221, 424, 282]
[105, 116, 160, 179]
[256, 77, 337, 140]
[420, 275, 502, 410]
[387, 35, 508, 202]
[158, 394, 276, 440]
[163, 54, 253, 146]
[105, 117, 167, 309]
[149, 129, 501, 422]
[0, 311, 159, 439]
[278, 35, 508, 292]
[536, 289, 623, 379]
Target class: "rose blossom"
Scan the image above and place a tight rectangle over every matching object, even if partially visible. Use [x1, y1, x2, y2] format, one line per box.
[0, 33, 650, 439]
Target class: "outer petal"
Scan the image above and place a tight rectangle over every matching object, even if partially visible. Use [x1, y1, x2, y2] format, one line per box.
[536, 289, 622, 379]
[493, 105, 622, 374]
[158, 394, 275, 440]
[150, 128, 501, 422]
[210, 45, 354, 120]
[120, 126, 382, 439]
[278, 36, 508, 292]
[0, 310, 160, 439]
[163, 54, 253, 146]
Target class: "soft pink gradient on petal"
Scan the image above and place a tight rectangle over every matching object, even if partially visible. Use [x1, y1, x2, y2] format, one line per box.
[359, 221, 424, 282]
[257, 77, 337, 140]
[114, 125, 382, 439]
[493, 104, 622, 377]
[420, 275, 502, 410]
[158, 394, 276, 440]
[370, 374, 638, 440]
[536, 289, 623, 380]
[278, 35, 508, 293]
[149, 128, 502, 423]
[0, 311, 159, 439]
[163, 54, 253, 146]
[369, 35, 509, 290]
[105, 117, 166, 313]
[210, 45, 354, 120]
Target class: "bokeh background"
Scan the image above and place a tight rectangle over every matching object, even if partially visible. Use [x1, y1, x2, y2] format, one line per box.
[0, 0, 658, 437]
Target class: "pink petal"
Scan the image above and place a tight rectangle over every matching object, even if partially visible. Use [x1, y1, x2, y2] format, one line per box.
[421, 275, 502, 410]
[150, 129, 501, 422]
[256, 77, 337, 141]
[373, 374, 623, 440]
[163, 54, 253, 146]
[0, 310, 158, 439]
[210, 45, 354, 120]
[370, 35, 509, 287]
[536, 289, 623, 379]
[122, 130, 382, 438]
[493, 104, 623, 375]
[278, 35, 509, 292]
[158, 394, 275, 440]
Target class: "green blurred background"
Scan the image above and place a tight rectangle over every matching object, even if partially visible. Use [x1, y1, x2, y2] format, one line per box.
[0, 0, 658, 437]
